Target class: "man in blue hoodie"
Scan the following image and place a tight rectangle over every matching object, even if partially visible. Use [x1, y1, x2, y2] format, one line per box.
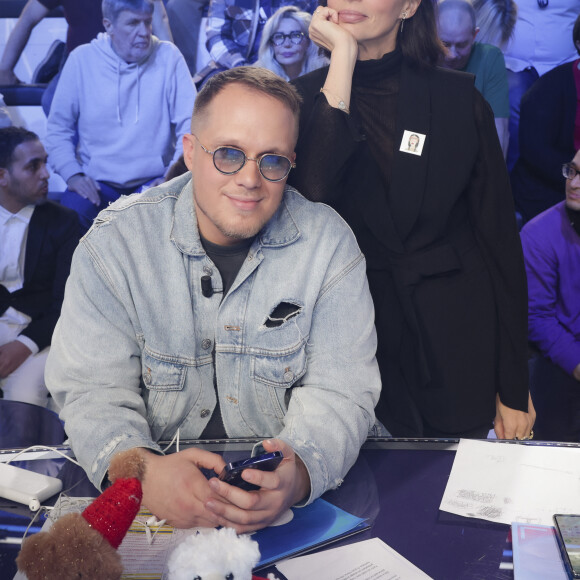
[45, 0, 196, 234]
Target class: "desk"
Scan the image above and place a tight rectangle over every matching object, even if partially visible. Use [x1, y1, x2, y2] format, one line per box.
[0, 439, 514, 580]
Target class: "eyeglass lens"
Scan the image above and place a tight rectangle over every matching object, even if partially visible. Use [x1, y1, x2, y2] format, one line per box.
[213, 147, 291, 181]
[270, 32, 304, 46]
[562, 164, 579, 180]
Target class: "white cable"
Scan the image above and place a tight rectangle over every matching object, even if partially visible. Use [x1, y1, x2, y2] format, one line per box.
[160, 428, 180, 453]
[5, 445, 81, 467]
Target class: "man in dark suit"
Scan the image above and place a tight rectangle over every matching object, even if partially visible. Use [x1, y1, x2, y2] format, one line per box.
[0, 126, 78, 406]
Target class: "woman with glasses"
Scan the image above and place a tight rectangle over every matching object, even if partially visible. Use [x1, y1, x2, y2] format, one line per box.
[288, 0, 535, 440]
[255, 6, 328, 81]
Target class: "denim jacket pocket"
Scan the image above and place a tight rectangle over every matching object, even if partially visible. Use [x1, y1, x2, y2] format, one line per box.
[142, 351, 186, 391]
[142, 350, 187, 439]
[251, 345, 307, 419]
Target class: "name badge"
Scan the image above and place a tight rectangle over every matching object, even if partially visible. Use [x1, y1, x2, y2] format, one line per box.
[400, 130, 426, 156]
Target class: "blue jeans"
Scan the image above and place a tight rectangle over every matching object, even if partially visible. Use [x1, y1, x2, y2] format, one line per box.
[506, 67, 539, 173]
[60, 180, 152, 234]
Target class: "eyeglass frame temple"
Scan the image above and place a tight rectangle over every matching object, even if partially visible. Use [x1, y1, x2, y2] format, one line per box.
[563, 163, 579, 180]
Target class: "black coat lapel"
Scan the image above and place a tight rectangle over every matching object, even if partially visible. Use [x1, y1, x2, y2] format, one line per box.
[23, 206, 45, 283]
[389, 63, 431, 240]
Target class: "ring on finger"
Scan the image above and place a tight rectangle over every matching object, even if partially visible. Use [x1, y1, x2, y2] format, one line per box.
[514, 429, 534, 441]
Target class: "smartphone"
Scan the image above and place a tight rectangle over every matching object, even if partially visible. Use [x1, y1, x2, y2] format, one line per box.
[554, 514, 580, 579]
[218, 451, 283, 491]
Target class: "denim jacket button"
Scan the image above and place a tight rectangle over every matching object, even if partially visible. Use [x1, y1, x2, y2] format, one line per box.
[203, 266, 213, 275]
[200, 409, 210, 418]
[283, 370, 294, 382]
[201, 338, 212, 350]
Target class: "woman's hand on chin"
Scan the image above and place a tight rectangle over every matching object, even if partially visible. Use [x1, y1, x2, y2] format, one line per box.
[309, 5, 357, 56]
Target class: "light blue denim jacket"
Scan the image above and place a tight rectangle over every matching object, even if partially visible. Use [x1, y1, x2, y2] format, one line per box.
[46, 173, 382, 503]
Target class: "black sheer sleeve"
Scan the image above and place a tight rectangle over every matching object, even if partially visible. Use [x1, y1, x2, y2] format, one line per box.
[289, 70, 365, 204]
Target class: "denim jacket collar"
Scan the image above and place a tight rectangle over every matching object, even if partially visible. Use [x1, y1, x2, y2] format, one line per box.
[171, 175, 302, 257]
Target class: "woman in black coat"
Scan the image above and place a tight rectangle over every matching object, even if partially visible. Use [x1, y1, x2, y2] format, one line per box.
[288, 0, 535, 438]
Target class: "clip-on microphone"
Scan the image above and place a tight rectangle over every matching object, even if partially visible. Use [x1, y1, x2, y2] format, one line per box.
[201, 275, 214, 298]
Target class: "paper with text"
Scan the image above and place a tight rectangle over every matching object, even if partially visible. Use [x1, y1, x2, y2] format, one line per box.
[440, 439, 580, 525]
[275, 537, 432, 579]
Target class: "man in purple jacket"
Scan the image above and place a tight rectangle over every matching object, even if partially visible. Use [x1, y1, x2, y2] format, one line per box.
[521, 149, 580, 442]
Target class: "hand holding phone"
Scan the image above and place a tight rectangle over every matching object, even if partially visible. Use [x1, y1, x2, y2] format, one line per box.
[218, 451, 283, 491]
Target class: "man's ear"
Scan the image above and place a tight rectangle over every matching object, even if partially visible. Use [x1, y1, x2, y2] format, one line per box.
[182, 134, 195, 171]
[0, 167, 9, 187]
[102, 18, 113, 34]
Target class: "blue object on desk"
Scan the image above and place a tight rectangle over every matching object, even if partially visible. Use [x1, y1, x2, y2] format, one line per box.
[0, 400, 64, 449]
[253, 498, 368, 569]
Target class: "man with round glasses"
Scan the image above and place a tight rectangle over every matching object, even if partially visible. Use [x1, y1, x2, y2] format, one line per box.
[46, 67, 381, 533]
[520, 149, 580, 442]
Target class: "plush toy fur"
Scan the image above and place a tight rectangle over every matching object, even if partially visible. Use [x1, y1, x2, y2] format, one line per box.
[16, 448, 146, 580]
[167, 527, 263, 580]
[16, 512, 123, 580]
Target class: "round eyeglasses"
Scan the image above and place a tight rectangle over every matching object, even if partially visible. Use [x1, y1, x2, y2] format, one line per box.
[194, 136, 295, 182]
[270, 31, 305, 46]
[563, 164, 580, 180]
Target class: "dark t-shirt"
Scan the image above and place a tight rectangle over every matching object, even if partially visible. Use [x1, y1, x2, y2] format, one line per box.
[199, 235, 253, 439]
[39, 0, 104, 52]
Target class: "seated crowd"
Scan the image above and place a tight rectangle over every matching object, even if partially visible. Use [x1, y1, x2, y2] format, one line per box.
[0, 0, 578, 523]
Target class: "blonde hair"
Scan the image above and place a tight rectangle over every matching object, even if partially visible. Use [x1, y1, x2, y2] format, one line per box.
[472, 0, 517, 50]
[254, 6, 328, 81]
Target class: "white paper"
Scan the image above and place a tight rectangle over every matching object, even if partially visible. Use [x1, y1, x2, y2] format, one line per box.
[440, 439, 580, 525]
[275, 537, 432, 579]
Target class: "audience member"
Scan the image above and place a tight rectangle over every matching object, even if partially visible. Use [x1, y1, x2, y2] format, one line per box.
[510, 14, 580, 224]
[437, 0, 509, 156]
[166, 0, 210, 75]
[503, 0, 580, 172]
[521, 149, 580, 442]
[45, 0, 195, 234]
[254, 6, 328, 81]
[0, 127, 78, 407]
[205, 0, 317, 73]
[0, 0, 172, 115]
[45, 67, 381, 531]
[472, 0, 517, 50]
[290, 0, 534, 439]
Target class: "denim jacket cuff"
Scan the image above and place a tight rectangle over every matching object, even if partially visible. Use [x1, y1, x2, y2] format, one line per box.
[92, 436, 163, 491]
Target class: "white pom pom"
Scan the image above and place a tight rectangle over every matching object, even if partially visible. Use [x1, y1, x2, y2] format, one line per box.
[167, 527, 261, 580]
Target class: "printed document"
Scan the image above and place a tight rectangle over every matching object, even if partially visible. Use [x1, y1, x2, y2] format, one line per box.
[440, 439, 580, 525]
[275, 537, 432, 579]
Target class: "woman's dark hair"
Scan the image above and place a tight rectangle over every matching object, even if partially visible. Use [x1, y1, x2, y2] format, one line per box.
[574, 13, 580, 56]
[400, 0, 446, 68]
